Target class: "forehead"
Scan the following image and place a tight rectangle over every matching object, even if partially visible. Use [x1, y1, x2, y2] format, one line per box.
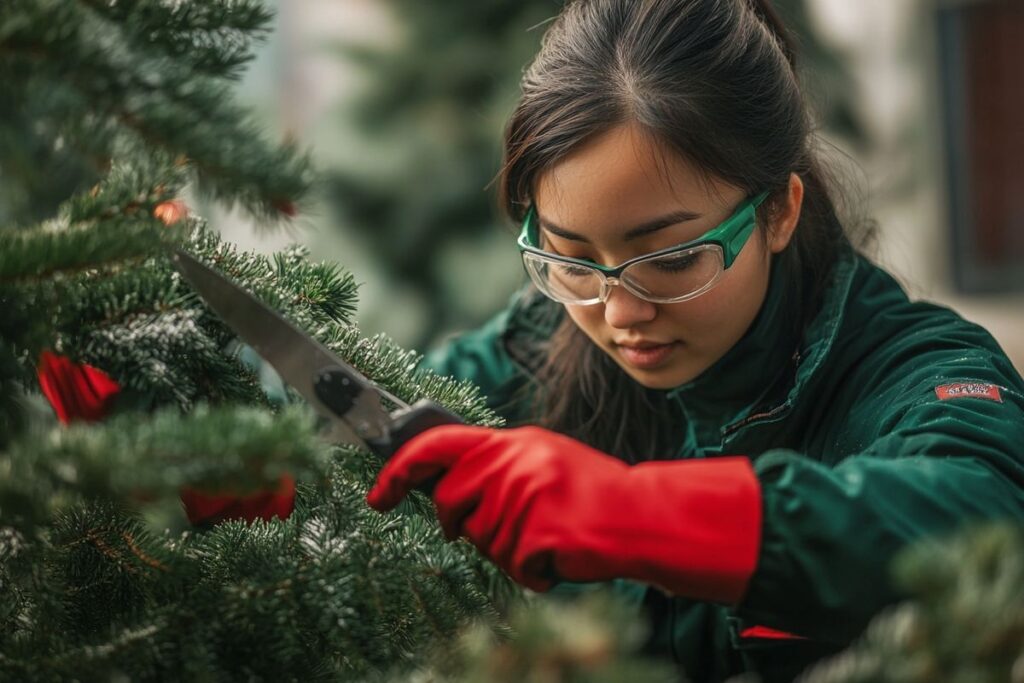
[533, 124, 740, 240]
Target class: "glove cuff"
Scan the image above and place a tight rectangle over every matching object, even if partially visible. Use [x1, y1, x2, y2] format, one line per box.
[622, 456, 762, 605]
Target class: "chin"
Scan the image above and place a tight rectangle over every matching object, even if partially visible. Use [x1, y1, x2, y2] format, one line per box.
[620, 363, 702, 391]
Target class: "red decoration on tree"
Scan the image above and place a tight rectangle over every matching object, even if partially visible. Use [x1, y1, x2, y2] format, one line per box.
[37, 351, 294, 526]
[180, 474, 296, 526]
[37, 350, 121, 424]
[271, 198, 297, 218]
[153, 199, 189, 226]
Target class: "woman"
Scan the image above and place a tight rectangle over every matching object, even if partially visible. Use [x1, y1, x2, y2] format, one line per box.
[366, 1, 1024, 680]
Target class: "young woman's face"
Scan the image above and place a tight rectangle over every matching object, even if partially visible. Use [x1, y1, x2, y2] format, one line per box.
[533, 124, 803, 390]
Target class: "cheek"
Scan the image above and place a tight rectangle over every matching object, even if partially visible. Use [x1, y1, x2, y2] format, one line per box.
[666, 248, 772, 342]
[564, 305, 605, 340]
[653, 292, 736, 351]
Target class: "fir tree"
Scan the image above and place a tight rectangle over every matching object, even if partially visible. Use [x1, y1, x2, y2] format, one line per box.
[0, 2, 521, 679]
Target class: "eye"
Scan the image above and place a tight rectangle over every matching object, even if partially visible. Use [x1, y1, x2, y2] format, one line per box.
[540, 238, 600, 274]
[555, 263, 596, 278]
[652, 252, 700, 273]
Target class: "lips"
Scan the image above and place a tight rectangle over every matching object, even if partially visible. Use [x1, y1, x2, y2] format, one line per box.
[615, 339, 675, 350]
[614, 340, 681, 369]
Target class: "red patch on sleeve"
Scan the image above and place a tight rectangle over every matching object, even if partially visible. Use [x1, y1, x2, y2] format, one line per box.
[935, 382, 1003, 403]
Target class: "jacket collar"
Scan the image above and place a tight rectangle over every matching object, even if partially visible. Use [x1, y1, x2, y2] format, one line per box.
[669, 248, 860, 435]
[784, 248, 859, 408]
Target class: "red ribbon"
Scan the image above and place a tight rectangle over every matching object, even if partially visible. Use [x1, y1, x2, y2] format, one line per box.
[37, 350, 121, 424]
[180, 474, 296, 526]
[37, 350, 296, 526]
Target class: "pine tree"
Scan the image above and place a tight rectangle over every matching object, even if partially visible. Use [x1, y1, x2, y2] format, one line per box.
[0, 2, 522, 679]
[327, 0, 559, 350]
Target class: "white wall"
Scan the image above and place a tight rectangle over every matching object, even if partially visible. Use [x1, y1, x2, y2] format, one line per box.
[810, 0, 1024, 373]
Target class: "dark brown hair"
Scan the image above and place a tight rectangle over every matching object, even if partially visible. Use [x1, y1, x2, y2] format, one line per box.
[499, 0, 857, 462]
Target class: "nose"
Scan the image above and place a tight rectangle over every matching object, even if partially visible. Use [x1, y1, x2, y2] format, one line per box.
[602, 282, 657, 329]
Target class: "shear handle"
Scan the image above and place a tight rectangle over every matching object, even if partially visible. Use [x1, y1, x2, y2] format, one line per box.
[366, 398, 464, 496]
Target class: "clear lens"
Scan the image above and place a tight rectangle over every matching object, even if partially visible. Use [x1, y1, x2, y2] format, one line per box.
[622, 245, 724, 302]
[521, 244, 725, 305]
[522, 252, 603, 304]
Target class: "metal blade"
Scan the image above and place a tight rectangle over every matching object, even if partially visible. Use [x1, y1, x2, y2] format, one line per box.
[170, 248, 403, 446]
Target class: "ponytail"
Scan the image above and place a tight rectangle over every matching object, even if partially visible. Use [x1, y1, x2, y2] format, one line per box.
[746, 0, 799, 73]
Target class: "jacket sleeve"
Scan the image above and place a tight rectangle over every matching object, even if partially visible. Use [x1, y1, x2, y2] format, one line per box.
[734, 325, 1024, 644]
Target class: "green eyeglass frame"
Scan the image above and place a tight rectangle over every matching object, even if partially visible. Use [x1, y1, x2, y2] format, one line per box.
[516, 190, 770, 274]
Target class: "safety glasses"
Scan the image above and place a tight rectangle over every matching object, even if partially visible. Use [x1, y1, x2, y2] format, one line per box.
[517, 191, 770, 305]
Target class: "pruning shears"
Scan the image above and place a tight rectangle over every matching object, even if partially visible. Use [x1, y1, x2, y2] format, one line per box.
[170, 248, 462, 494]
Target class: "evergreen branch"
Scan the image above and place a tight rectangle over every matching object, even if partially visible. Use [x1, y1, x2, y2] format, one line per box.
[0, 0, 313, 223]
[186, 227, 359, 329]
[3, 220, 362, 411]
[75, 0, 275, 80]
[0, 156, 185, 285]
[316, 325, 504, 429]
[0, 2, 528, 678]
[0, 405, 328, 530]
[0, 158, 186, 358]
[0, 216, 169, 283]
[79, 526, 166, 576]
[273, 246, 360, 326]
[391, 592, 679, 683]
[63, 156, 188, 225]
[115, 97, 315, 222]
[0, 341, 25, 447]
[78, 306, 268, 409]
[0, 309, 515, 682]
[115, 527, 169, 572]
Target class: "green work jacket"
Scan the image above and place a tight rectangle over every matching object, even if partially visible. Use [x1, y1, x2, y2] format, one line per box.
[417, 249, 1024, 682]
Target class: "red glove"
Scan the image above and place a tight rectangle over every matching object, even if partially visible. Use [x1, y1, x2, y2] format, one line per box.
[367, 425, 762, 604]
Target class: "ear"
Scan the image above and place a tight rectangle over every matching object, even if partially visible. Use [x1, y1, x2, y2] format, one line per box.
[767, 172, 804, 254]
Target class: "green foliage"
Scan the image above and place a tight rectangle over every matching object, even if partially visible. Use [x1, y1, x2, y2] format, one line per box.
[0, 0, 313, 226]
[800, 523, 1024, 683]
[372, 592, 678, 683]
[0, 207, 520, 677]
[328, 0, 560, 348]
[0, 455, 521, 681]
[0, 341, 24, 447]
[0, 1, 527, 678]
[0, 405, 326, 529]
[0, 156, 189, 290]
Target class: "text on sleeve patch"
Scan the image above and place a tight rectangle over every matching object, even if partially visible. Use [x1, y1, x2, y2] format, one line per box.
[934, 382, 1003, 403]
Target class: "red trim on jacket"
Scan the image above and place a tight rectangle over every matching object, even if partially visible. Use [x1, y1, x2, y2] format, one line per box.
[739, 625, 807, 640]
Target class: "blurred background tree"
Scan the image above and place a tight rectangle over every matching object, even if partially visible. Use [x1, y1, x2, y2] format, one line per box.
[326, 0, 866, 352]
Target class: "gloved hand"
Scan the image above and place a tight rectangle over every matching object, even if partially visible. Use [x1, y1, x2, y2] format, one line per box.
[367, 424, 762, 604]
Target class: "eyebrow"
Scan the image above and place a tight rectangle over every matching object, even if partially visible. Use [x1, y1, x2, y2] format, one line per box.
[537, 209, 703, 243]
